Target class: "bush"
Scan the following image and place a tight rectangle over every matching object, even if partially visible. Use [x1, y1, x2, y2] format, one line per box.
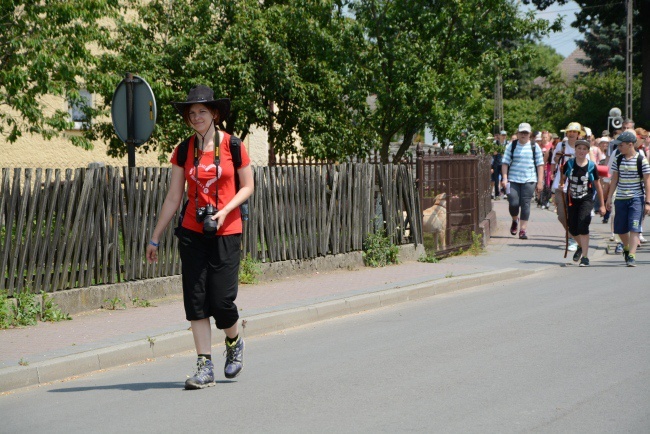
[363, 228, 399, 267]
[239, 253, 261, 284]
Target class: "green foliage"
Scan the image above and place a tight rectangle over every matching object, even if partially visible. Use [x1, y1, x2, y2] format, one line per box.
[503, 43, 564, 100]
[41, 292, 72, 322]
[0, 0, 120, 144]
[103, 297, 126, 310]
[0, 291, 13, 329]
[363, 228, 399, 267]
[83, 0, 372, 161]
[13, 291, 40, 326]
[538, 70, 642, 134]
[350, 0, 555, 160]
[239, 253, 261, 284]
[418, 254, 439, 263]
[19, 358, 29, 366]
[0, 290, 71, 328]
[132, 297, 153, 308]
[466, 231, 484, 256]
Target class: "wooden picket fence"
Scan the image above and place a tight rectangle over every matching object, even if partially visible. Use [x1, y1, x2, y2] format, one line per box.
[0, 163, 422, 295]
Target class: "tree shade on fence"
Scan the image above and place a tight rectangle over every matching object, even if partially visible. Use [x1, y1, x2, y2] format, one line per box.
[0, 164, 421, 295]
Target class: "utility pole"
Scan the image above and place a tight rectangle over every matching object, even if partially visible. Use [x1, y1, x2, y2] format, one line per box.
[625, 0, 633, 119]
[494, 74, 504, 135]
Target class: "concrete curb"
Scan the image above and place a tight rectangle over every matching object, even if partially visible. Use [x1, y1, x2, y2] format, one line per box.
[0, 266, 531, 394]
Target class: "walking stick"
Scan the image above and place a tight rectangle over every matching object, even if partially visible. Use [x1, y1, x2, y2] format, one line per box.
[558, 189, 569, 258]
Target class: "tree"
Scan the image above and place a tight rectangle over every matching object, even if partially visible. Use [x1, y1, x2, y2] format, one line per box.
[349, 0, 554, 161]
[503, 43, 564, 99]
[524, 0, 650, 126]
[82, 0, 371, 161]
[575, 22, 642, 74]
[0, 0, 119, 145]
[538, 70, 642, 133]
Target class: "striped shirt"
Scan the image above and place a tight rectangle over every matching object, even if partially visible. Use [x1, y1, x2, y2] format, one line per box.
[502, 141, 544, 183]
[611, 152, 650, 199]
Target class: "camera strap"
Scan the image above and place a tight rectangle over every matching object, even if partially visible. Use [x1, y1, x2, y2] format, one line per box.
[193, 127, 220, 213]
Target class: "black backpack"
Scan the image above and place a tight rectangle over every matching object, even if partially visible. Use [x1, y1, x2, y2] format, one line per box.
[175, 134, 249, 235]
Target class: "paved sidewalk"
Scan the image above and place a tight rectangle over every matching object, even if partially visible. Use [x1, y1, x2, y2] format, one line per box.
[0, 198, 640, 393]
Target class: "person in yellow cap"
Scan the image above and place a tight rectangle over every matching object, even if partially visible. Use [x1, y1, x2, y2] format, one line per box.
[551, 122, 593, 252]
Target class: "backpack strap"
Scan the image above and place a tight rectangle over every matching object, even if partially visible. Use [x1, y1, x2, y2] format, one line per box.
[229, 135, 249, 221]
[507, 140, 538, 180]
[175, 136, 193, 167]
[637, 153, 645, 194]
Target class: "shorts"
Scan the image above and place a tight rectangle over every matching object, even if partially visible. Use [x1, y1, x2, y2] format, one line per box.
[567, 197, 593, 236]
[613, 196, 645, 234]
[177, 227, 241, 328]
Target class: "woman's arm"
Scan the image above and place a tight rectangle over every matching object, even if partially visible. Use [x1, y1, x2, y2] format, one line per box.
[146, 165, 186, 262]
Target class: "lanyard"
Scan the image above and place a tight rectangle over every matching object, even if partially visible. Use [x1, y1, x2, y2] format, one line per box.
[193, 130, 220, 211]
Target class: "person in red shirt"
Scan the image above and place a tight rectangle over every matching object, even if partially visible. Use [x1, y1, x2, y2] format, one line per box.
[146, 85, 254, 389]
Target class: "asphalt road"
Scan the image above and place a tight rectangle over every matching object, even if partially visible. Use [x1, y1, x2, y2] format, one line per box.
[1, 264, 649, 433]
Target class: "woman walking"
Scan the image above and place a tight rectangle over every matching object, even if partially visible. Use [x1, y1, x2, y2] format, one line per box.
[146, 85, 254, 389]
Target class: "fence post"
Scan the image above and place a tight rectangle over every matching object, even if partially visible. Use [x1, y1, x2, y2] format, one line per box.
[416, 143, 424, 239]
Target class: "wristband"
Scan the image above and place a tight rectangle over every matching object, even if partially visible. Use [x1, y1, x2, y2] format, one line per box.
[149, 240, 159, 248]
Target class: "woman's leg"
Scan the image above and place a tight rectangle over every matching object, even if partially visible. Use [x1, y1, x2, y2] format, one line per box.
[518, 182, 536, 231]
[191, 318, 212, 355]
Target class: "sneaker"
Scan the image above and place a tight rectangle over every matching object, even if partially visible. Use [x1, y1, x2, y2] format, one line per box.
[590, 210, 596, 217]
[185, 357, 215, 390]
[224, 337, 245, 379]
[510, 218, 519, 236]
[623, 249, 630, 264]
[519, 230, 528, 240]
[579, 257, 590, 267]
[602, 218, 609, 224]
[615, 242, 624, 254]
[640, 235, 647, 243]
[572, 246, 582, 262]
[502, 194, 508, 200]
[627, 254, 636, 267]
[567, 239, 578, 252]
[609, 234, 615, 242]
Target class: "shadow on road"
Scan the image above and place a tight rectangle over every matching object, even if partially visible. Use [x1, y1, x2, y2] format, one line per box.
[46, 381, 235, 392]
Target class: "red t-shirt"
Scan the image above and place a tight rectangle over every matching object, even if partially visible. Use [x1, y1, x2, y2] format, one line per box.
[170, 132, 250, 235]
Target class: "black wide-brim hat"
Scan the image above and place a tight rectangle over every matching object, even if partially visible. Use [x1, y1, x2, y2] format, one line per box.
[171, 85, 230, 119]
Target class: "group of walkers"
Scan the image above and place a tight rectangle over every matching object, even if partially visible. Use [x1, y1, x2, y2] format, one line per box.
[492, 120, 650, 267]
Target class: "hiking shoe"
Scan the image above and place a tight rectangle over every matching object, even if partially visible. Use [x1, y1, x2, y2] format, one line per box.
[224, 337, 244, 379]
[572, 246, 582, 262]
[615, 242, 624, 254]
[519, 230, 528, 240]
[579, 257, 590, 267]
[510, 218, 519, 235]
[567, 239, 578, 252]
[627, 254, 636, 267]
[185, 357, 215, 390]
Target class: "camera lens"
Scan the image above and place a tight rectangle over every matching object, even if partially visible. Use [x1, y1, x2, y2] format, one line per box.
[203, 218, 217, 237]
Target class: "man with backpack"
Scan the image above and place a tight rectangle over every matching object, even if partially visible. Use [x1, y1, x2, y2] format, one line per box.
[605, 130, 650, 266]
[501, 122, 544, 240]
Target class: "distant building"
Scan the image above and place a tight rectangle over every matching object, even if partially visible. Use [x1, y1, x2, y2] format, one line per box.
[534, 48, 592, 87]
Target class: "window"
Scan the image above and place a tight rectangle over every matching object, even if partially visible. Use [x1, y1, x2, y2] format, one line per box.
[68, 89, 92, 129]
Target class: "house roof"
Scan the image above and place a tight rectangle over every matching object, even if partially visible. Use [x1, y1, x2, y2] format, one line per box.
[558, 47, 591, 82]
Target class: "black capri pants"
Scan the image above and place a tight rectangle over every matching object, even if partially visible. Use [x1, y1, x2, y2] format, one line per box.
[177, 227, 241, 329]
[568, 197, 593, 236]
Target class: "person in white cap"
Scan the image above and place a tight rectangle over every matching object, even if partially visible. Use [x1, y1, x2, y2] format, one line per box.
[501, 122, 544, 240]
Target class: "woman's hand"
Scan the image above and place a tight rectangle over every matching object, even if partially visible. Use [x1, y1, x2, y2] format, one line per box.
[146, 243, 158, 263]
[211, 209, 229, 231]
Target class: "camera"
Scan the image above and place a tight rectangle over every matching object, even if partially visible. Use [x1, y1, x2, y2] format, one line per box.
[196, 204, 218, 237]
